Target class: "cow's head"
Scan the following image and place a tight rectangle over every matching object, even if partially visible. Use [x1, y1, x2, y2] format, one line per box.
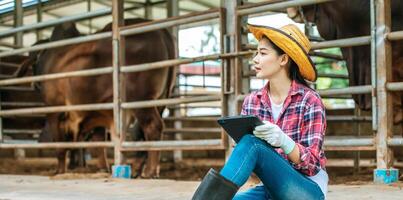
[50, 22, 81, 41]
[287, 4, 338, 40]
[286, 5, 318, 24]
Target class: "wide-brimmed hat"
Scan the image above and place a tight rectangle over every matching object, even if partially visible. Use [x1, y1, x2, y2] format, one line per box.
[248, 24, 317, 82]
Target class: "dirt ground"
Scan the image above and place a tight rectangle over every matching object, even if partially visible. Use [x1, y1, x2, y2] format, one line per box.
[0, 158, 402, 199]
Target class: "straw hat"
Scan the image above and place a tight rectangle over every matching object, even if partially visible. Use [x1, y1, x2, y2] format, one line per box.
[248, 24, 317, 82]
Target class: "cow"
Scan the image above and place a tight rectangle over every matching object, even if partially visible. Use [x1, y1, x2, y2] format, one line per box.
[287, 0, 403, 124]
[17, 18, 177, 178]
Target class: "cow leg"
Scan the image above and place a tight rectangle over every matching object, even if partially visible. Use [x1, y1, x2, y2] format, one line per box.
[68, 149, 86, 170]
[45, 113, 67, 174]
[56, 149, 67, 174]
[134, 107, 163, 179]
[66, 112, 86, 169]
[91, 127, 109, 172]
[130, 120, 147, 178]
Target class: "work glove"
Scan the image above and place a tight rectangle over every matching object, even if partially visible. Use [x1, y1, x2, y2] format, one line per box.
[253, 121, 296, 154]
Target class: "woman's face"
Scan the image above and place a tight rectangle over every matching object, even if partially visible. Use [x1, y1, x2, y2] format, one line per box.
[252, 38, 288, 79]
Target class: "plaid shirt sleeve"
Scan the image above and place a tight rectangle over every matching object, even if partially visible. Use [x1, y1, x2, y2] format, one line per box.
[292, 97, 327, 176]
[240, 93, 254, 115]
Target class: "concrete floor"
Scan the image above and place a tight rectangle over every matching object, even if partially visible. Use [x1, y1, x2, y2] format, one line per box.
[0, 175, 402, 200]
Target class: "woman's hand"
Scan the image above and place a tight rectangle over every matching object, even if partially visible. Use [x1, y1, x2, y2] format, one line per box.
[253, 121, 296, 154]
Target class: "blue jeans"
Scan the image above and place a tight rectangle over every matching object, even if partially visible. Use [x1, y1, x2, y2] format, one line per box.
[220, 134, 324, 200]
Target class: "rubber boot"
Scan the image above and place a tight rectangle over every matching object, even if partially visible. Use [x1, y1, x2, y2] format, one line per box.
[192, 168, 239, 200]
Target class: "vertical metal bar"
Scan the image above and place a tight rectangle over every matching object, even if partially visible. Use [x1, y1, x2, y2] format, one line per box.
[374, 0, 396, 184]
[353, 108, 361, 174]
[144, 0, 153, 19]
[370, 0, 378, 132]
[14, 0, 23, 47]
[0, 89, 2, 143]
[112, 0, 125, 166]
[222, 0, 242, 158]
[14, 0, 25, 159]
[167, 0, 182, 163]
[36, 0, 43, 40]
[87, 0, 92, 34]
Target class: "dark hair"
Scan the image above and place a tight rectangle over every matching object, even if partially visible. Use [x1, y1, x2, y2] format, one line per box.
[263, 37, 310, 88]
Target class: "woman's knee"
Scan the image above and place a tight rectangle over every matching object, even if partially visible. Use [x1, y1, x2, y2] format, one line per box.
[238, 134, 259, 145]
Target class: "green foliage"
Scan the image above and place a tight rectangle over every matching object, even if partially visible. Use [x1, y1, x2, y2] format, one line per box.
[314, 48, 349, 90]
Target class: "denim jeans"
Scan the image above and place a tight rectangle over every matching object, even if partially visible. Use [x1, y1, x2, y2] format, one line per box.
[220, 134, 324, 200]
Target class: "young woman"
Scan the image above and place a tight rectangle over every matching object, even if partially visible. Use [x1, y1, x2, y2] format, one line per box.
[192, 24, 328, 200]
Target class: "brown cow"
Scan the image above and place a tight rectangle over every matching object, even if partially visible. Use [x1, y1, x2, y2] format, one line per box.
[287, 0, 403, 124]
[18, 18, 176, 178]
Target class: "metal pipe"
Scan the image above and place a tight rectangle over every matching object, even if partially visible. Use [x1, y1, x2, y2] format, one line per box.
[0, 41, 22, 49]
[121, 139, 224, 151]
[388, 137, 403, 146]
[0, 8, 112, 38]
[310, 51, 344, 60]
[121, 95, 221, 109]
[0, 103, 113, 117]
[14, 0, 23, 47]
[163, 128, 221, 134]
[324, 146, 376, 151]
[387, 30, 403, 41]
[318, 85, 372, 96]
[0, 51, 252, 87]
[163, 116, 218, 121]
[243, 36, 371, 50]
[327, 115, 372, 122]
[370, 0, 377, 132]
[324, 137, 374, 146]
[120, 9, 220, 36]
[0, 67, 113, 86]
[121, 51, 253, 73]
[171, 91, 221, 97]
[386, 82, 403, 91]
[3, 129, 42, 134]
[246, 71, 348, 79]
[236, 85, 372, 102]
[237, 0, 334, 16]
[0, 141, 114, 149]
[311, 36, 371, 50]
[0, 32, 112, 58]
[167, 105, 221, 109]
[111, 0, 124, 166]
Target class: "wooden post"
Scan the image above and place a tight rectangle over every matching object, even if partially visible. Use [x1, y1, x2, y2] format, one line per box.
[374, 0, 398, 184]
[222, 0, 243, 158]
[238, 1, 250, 109]
[111, 0, 129, 178]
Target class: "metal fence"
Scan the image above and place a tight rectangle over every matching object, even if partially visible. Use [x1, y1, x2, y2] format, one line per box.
[0, 0, 402, 176]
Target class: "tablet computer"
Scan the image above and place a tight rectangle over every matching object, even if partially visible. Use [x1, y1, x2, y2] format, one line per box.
[217, 115, 264, 143]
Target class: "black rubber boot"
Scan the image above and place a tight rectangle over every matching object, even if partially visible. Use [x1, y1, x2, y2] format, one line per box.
[192, 168, 239, 200]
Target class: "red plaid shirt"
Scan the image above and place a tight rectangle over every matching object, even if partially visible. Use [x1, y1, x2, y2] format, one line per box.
[241, 80, 327, 176]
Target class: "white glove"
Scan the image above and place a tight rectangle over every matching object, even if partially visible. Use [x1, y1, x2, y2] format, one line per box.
[253, 121, 296, 154]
